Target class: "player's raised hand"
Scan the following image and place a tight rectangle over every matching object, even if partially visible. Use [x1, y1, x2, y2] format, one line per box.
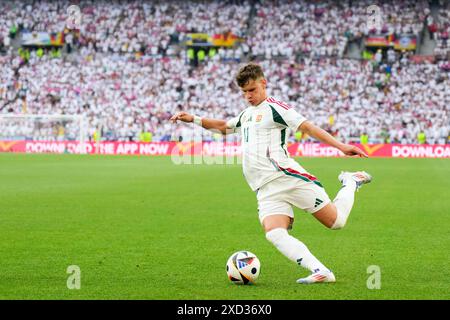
[169, 112, 194, 124]
[340, 144, 368, 158]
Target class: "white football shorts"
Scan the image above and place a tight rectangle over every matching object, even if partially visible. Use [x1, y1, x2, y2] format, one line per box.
[256, 174, 331, 225]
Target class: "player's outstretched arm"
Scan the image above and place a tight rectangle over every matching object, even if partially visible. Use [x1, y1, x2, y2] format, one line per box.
[169, 112, 231, 135]
[298, 121, 368, 157]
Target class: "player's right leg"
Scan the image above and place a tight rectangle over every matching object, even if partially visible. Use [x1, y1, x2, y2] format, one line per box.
[257, 178, 334, 284]
[262, 214, 335, 284]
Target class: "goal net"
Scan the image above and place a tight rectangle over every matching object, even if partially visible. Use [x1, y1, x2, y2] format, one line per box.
[0, 114, 87, 144]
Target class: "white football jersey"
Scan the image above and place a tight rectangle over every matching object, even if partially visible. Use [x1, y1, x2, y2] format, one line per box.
[227, 96, 310, 191]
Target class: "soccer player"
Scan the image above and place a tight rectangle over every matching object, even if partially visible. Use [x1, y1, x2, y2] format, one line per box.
[169, 63, 372, 284]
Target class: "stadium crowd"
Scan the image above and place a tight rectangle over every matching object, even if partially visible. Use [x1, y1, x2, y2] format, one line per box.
[249, 0, 431, 59]
[432, 0, 450, 60]
[0, 0, 251, 55]
[0, 0, 449, 145]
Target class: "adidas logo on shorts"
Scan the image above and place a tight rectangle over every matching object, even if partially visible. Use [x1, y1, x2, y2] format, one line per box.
[314, 198, 323, 208]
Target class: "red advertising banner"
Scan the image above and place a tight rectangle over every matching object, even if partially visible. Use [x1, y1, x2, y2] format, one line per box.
[0, 141, 449, 158]
[0, 141, 175, 155]
[365, 36, 390, 47]
[287, 143, 450, 158]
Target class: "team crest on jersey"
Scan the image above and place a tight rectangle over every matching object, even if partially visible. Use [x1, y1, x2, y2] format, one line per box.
[256, 114, 263, 122]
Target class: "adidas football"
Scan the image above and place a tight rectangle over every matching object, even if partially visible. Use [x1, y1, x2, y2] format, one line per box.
[226, 251, 260, 284]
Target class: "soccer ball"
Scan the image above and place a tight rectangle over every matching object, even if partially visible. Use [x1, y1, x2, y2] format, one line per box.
[226, 251, 260, 284]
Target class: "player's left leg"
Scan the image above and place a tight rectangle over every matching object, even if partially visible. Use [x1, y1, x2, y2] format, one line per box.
[284, 170, 371, 283]
[296, 172, 372, 284]
[313, 171, 372, 229]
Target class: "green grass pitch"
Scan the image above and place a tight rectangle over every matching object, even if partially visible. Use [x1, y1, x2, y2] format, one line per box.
[0, 153, 449, 299]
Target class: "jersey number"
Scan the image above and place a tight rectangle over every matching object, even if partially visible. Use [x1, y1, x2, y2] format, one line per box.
[243, 127, 249, 142]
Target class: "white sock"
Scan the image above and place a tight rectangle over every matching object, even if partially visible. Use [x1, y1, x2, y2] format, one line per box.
[331, 178, 357, 229]
[265, 228, 328, 273]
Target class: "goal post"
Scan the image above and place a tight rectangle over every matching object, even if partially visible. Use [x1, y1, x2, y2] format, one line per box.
[0, 114, 88, 152]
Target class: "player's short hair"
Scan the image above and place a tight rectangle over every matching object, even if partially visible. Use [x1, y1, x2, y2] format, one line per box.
[236, 63, 265, 87]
